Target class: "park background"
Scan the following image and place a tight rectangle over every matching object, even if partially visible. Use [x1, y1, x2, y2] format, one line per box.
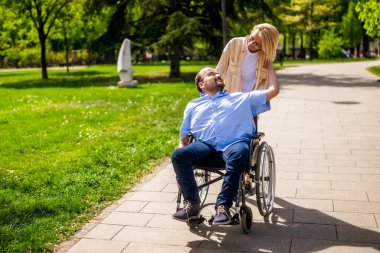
[0, 0, 380, 252]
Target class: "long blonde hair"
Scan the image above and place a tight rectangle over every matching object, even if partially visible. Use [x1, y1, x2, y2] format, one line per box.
[251, 23, 279, 62]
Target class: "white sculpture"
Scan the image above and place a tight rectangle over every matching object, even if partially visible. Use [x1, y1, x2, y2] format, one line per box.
[117, 38, 137, 87]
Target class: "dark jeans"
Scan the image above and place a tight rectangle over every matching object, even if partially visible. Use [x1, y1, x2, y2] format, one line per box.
[171, 141, 250, 208]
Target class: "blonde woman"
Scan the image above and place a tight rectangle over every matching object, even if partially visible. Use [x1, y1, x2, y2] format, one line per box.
[216, 23, 280, 186]
[216, 23, 279, 92]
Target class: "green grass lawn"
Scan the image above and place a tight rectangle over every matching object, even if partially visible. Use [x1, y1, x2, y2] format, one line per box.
[0, 63, 205, 252]
[368, 65, 380, 76]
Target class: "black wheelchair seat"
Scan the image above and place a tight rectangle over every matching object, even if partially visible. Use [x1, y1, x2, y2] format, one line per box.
[192, 153, 225, 169]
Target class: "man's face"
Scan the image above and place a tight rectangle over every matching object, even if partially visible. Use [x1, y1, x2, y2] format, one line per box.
[199, 69, 224, 93]
[247, 31, 262, 53]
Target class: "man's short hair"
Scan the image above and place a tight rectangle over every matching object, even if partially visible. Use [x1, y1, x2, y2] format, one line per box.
[194, 67, 214, 93]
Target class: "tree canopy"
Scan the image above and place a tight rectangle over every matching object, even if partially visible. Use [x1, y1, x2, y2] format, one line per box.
[0, 0, 378, 78]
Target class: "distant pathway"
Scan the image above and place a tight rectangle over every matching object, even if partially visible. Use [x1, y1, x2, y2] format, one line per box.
[58, 60, 380, 253]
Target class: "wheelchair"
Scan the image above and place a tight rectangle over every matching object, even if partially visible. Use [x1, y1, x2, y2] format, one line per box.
[175, 126, 276, 234]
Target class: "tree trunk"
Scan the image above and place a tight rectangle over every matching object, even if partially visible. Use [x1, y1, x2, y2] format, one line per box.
[309, 31, 313, 61]
[170, 44, 180, 78]
[292, 32, 296, 59]
[356, 44, 361, 58]
[300, 33, 306, 59]
[363, 32, 370, 58]
[309, 1, 314, 61]
[64, 27, 70, 73]
[282, 33, 286, 57]
[39, 30, 48, 79]
[221, 0, 227, 47]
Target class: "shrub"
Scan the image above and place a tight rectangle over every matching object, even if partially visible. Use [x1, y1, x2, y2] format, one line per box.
[317, 29, 345, 58]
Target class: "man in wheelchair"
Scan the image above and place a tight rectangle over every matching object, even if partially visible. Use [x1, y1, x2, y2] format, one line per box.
[172, 67, 279, 225]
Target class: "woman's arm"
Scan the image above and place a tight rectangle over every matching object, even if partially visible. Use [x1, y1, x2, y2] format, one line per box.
[266, 61, 279, 101]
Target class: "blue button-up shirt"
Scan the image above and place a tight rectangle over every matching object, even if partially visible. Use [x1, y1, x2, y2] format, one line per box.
[180, 90, 270, 151]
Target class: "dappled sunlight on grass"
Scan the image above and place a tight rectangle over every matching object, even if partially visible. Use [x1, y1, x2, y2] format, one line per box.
[0, 64, 202, 251]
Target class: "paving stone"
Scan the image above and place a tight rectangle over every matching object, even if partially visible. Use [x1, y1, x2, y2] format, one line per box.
[356, 160, 380, 168]
[275, 197, 333, 211]
[277, 171, 299, 179]
[294, 209, 377, 227]
[252, 207, 294, 223]
[296, 189, 368, 201]
[334, 200, 380, 213]
[329, 167, 380, 174]
[140, 202, 175, 215]
[200, 231, 290, 253]
[291, 238, 380, 253]
[301, 148, 351, 155]
[367, 190, 380, 201]
[278, 165, 329, 173]
[251, 221, 337, 240]
[148, 175, 176, 184]
[276, 153, 326, 160]
[277, 179, 331, 190]
[115, 201, 148, 212]
[275, 185, 297, 198]
[67, 239, 128, 253]
[156, 168, 175, 176]
[112, 226, 206, 246]
[129, 191, 177, 202]
[298, 172, 361, 182]
[123, 242, 240, 253]
[332, 181, 380, 191]
[362, 174, 380, 182]
[162, 183, 179, 193]
[139, 182, 167, 192]
[145, 214, 193, 230]
[337, 225, 380, 244]
[102, 212, 154, 226]
[300, 159, 355, 167]
[84, 224, 124, 240]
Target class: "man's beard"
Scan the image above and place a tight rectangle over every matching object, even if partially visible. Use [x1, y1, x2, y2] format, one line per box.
[205, 78, 225, 92]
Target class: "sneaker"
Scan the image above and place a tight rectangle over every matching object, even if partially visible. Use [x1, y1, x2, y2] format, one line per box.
[172, 201, 200, 222]
[212, 205, 231, 225]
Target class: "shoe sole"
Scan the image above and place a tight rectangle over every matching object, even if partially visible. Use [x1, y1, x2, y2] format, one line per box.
[212, 218, 231, 225]
[172, 215, 199, 222]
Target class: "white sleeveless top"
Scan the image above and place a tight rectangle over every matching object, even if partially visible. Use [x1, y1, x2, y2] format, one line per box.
[241, 44, 258, 92]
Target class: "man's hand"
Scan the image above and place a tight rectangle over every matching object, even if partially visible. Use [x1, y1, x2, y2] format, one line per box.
[178, 136, 190, 148]
[266, 61, 279, 101]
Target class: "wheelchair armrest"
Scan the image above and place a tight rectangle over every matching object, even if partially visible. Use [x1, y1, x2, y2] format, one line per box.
[252, 132, 265, 140]
[187, 133, 195, 143]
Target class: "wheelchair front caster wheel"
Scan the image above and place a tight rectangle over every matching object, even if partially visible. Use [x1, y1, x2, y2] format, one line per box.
[186, 215, 205, 228]
[240, 205, 253, 234]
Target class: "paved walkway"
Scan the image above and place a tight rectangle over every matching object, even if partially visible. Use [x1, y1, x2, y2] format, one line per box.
[57, 61, 380, 253]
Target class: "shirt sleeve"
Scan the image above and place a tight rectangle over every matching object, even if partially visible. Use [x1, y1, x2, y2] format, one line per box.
[248, 90, 271, 116]
[179, 105, 192, 141]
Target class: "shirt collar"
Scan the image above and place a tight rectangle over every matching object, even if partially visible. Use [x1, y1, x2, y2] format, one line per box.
[200, 91, 228, 98]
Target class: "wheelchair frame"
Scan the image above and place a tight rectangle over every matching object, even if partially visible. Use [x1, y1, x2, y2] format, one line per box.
[176, 131, 276, 233]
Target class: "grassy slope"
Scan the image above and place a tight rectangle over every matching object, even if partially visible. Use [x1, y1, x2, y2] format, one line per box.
[367, 65, 380, 76]
[0, 64, 200, 251]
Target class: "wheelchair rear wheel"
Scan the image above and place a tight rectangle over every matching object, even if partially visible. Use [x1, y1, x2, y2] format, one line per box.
[194, 169, 210, 207]
[255, 142, 276, 216]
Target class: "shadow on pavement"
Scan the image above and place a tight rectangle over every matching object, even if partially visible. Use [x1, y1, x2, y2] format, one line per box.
[184, 198, 380, 252]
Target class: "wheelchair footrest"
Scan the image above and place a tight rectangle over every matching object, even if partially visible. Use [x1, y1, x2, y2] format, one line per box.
[187, 215, 206, 226]
[208, 213, 240, 225]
